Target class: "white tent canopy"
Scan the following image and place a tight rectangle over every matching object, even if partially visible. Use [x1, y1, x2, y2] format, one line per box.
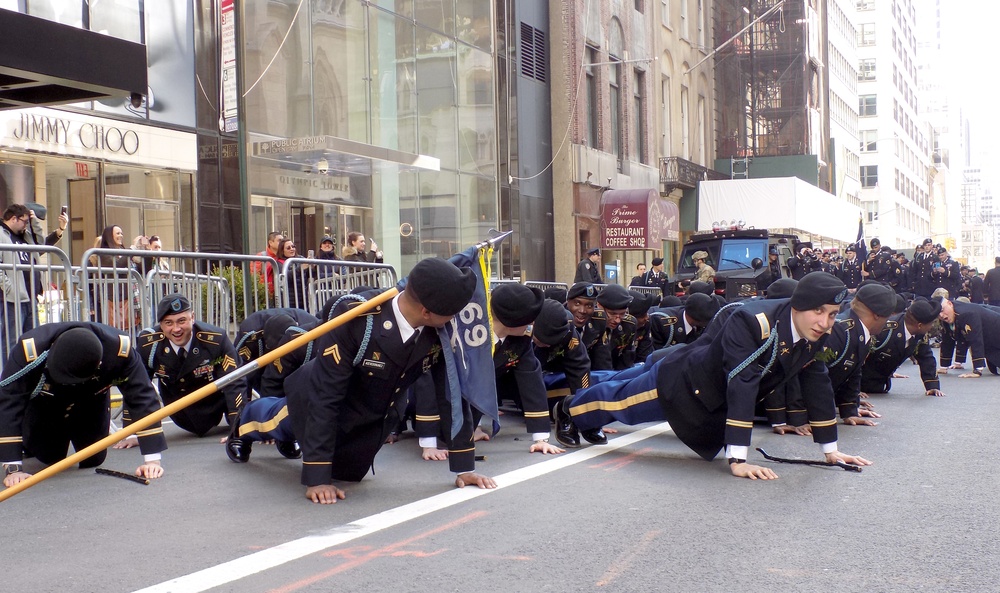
[697, 177, 862, 244]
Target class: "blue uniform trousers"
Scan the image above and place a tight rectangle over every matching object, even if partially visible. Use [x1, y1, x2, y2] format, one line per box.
[235, 396, 295, 442]
[564, 362, 665, 431]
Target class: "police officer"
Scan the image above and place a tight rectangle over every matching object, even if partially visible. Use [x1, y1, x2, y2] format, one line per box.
[565, 282, 609, 369]
[226, 257, 495, 504]
[838, 246, 863, 290]
[764, 247, 782, 289]
[574, 248, 603, 284]
[554, 272, 872, 479]
[138, 294, 246, 437]
[596, 285, 637, 370]
[648, 292, 719, 350]
[1, 323, 167, 487]
[861, 299, 943, 396]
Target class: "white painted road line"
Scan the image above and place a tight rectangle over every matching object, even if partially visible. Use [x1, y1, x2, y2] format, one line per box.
[133, 422, 673, 593]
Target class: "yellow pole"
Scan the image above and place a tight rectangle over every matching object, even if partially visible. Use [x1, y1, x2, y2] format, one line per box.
[0, 287, 399, 503]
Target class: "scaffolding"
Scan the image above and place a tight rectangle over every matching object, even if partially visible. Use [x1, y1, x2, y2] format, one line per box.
[713, 0, 827, 166]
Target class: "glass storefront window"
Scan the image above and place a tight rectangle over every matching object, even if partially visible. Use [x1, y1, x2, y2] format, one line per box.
[456, 0, 492, 52]
[26, 0, 85, 28]
[416, 26, 458, 171]
[370, 8, 418, 154]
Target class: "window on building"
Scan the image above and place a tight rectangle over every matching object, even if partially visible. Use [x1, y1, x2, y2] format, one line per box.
[633, 70, 646, 163]
[860, 130, 878, 152]
[864, 200, 879, 222]
[661, 0, 671, 28]
[610, 59, 622, 162]
[857, 0, 875, 11]
[635, 0, 644, 13]
[697, 94, 707, 164]
[858, 58, 876, 80]
[859, 94, 877, 116]
[680, 86, 690, 159]
[861, 165, 878, 187]
[585, 46, 598, 148]
[697, 0, 706, 48]
[680, 0, 688, 39]
[858, 23, 876, 46]
[660, 75, 671, 155]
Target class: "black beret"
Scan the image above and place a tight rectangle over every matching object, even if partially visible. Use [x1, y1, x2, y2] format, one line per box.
[543, 287, 567, 303]
[894, 294, 907, 314]
[766, 278, 798, 299]
[157, 293, 192, 322]
[995, 256, 1000, 264]
[790, 271, 848, 311]
[596, 284, 633, 310]
[47, 328, 103, 385]
[531, 299, 573, 346]
[651, 257, 664, 266]
[263, 313, 296, 351]
[567, 282, 599, 301]
[854, 283, 896, 317]
[908, 298, 941, 324]
[492, 284, 544, 327]
[870, 237, 881, 247]
[587, 247, 600, 256]
[627, 291, 650, 317]
[844, 245, 855, 252]
[688, 280, 714, 295]
[408, 257, 476, 317]
[684, 292, 720, 324]
[660, 295, 682, 307]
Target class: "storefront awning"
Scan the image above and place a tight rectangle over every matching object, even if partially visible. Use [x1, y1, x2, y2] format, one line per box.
[250, 134, 440, 175]
[0, 10, 147, 110]
[600, 188, 680, 250]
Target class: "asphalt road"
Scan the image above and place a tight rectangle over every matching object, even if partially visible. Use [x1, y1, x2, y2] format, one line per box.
[4, 366, 999, 593]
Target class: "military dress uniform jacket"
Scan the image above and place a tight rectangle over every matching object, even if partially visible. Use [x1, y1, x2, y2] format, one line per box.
[860, 313, 938, 393]
[234, 308, 320, 395]
[493, 334, 550, 434]
[648, 306, 703, 350]
[932, 259, 963, 297]
[258, 317, 321, 398]
[603, 313, 638, 370]
[651, 299, 839, 461]
[138, 321, 245, 436]
[939, 300, 1000, 371]
[838, 259, 863, 289]
[912, 252, 937, 297]
[283, 296, 475, 486]
[533, 325, 592, 396]
[772, 311, 871, 424]
[0, 322, 167, 464]
[633, 321, 654, 362]
[573, 314, 609, 370]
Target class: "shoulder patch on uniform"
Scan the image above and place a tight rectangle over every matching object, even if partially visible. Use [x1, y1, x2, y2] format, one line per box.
[663, 315, 678, 326]
[622, 314, 637, 326]
[22, 338, 37, 362]
[885, 320, 899, 330]
[118, 335, 131, 357]
[755, 313, 771, 340]
[840, 318, 856, 330]
[196, 331, 221, 344]
[139, 331, 165, 347]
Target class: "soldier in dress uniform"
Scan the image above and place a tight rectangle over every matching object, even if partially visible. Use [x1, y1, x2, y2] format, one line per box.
[565, 282, 609, 369]
[860, 299, 944, 396]
[234, 308, 320, 396]
[257, 312, 321, 400]
[137, 294, 246, 438]
[628, 291, 654, 362]
[648, 292, 719, 350]
[643, 257, 669, 293]
[911, 239, 937, 298]
[225, 257, 495, 504]
[838, 246, 863, 291]
[596, 285, 638, 370]
[574, 248, 603, 284]
[931, 247, 962, 298]
[1, 323, 167, 488]
[936, 295, 1000, 378]
[553, 272, 872, 479]
[893, 253, 911, 294]
[767, 283, 896, 434]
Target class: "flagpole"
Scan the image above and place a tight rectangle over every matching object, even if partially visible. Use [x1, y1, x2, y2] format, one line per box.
[0, 288, 399, 503]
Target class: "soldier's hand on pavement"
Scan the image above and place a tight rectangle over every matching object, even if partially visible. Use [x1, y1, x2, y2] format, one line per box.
[529, 440, 565, 454]
[729, 461, 778, 480]
[825, 451, 872, 467]
[422, 447, 449, 461]
[306, 484, 346, 504]
[926, 389, 946, 397]
[385, 432, 401, 444]
[859, 391, 870, 398]
[772, 425, 799, 435]
[937, 367, 949, 374]
[859, 399, 875, 409]
[113, 435, 139, 449]
[892, 372, 910, 379]
[136, 461, 163, 480]
[858, 407, 882, 418]
[958, 372, 981, 378]
[3, 470, 30, 488]
[845, 416, 878, 426]
[455, 472, 497, 489]
[949, 363, 965, 369]
[792, 424, 812, 436]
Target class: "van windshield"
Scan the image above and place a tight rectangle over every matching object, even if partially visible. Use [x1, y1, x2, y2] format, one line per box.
[717, 240, 767, 271]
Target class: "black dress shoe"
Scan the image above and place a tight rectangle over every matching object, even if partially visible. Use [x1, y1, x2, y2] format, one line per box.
[276, 440, 302, 459]
[553, 399, 581, 448]
[226, 435, 252, 463]
[580, 428, 608, 445]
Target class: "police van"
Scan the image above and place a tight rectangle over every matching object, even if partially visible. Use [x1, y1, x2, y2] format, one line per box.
[673, 228, 808, 300]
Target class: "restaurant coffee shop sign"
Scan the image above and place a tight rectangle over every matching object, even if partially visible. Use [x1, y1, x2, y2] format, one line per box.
[600, 188, 680, 250]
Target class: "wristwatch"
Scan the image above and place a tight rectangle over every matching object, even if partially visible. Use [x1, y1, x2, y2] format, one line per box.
[727, 458, 746, 465]
[4, 463, 23, 476]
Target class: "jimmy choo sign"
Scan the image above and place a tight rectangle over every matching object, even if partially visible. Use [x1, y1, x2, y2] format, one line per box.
[9, 112, 139, 154]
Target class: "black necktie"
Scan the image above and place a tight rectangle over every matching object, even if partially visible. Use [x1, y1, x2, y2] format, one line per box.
[178, 347, 187, 361]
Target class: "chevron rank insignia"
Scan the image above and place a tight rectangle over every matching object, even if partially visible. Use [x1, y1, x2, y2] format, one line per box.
[222, 355, 236, 371]
[324, 344, 341, 364]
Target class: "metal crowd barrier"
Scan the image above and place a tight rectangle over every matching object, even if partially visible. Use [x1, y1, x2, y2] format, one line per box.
[81, 248, 279, 339]
[628, 286, 663, 299]
[489, 279, 521, 291]
[523, 281, 568, 294]
[0, 244, 77, 359]
[277, 258, 398, 318]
